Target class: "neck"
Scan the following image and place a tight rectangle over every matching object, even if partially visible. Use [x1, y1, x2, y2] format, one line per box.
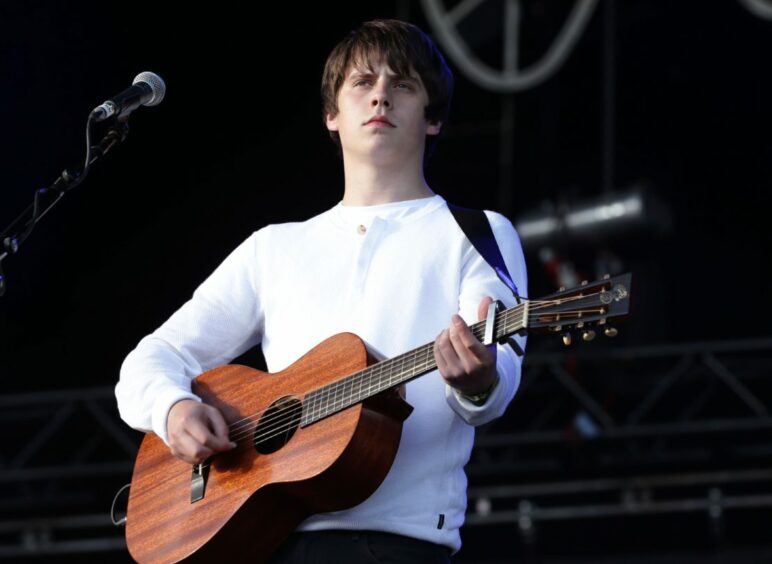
[340, 157, 434, 206]
[300, 300, 530, 426]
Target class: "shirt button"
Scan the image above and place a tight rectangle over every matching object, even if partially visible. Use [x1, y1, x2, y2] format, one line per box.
[357, 224, 367, 235]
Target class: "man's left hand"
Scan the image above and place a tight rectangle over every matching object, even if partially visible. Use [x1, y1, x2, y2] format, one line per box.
[434, 296, 497, 396]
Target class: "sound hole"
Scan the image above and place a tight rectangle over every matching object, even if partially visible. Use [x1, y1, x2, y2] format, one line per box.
[254, 396, 302, 455]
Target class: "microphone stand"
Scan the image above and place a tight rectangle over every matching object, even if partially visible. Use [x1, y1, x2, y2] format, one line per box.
[0, 118, 129, 297]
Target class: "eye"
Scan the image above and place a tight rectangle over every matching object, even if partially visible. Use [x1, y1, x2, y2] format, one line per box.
[353, 79, 372, 87]
[394, 81, 413, 90]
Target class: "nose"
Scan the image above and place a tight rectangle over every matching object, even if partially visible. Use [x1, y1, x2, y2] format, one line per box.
[370, 82, 391, 109]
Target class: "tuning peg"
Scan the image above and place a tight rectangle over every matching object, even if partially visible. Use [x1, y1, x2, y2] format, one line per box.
[602, 273, 610, 280]
[580, 280, 588, 286]
[582, 329, 596, 342]
[562, 332, 572, 346]
[604, 326, 618, 338]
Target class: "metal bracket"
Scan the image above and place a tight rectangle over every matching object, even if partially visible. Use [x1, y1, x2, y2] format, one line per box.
[191, 462, 209, 503]
[485, 300, 526, 357]
[483, 301, 501, 346]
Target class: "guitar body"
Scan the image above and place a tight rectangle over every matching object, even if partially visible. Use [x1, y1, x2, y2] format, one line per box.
[123, 273, 633, 563]
[125, 332, 413, 563]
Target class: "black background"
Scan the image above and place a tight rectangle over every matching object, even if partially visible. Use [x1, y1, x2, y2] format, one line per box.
[3, 2, 771, 391]
[1, 1, 771, 560]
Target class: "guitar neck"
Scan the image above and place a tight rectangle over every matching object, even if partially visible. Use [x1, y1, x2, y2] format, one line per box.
[301, 301, 528, 426]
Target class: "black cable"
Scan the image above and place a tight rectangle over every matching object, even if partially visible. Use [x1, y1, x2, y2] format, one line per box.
[0, 114, 125, 297]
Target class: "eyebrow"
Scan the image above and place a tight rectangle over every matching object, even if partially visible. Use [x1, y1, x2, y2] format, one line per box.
[347, 70, 420, 83]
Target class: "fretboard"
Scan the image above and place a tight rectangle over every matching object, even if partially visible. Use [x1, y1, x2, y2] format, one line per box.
[301, 301, 528, 426]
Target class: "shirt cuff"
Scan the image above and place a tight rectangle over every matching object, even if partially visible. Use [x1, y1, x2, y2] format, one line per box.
[444, 343, 518, 426]
[151, 387, 201, 445]
[448, 368, 506, 410]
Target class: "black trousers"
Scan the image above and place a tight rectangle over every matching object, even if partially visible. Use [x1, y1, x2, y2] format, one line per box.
[268, 530, 452, 563]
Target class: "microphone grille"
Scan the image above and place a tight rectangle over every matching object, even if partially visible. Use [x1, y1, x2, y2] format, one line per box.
[133, 71, 166, 106]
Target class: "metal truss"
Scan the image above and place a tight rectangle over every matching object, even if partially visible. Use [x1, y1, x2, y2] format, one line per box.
[0, 388, 138, 558]
[2, 338, 772, 558]
[465, 337, 772, 555]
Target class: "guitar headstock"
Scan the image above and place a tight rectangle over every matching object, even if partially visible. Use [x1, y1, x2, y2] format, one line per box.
[526, 273, 632, 344]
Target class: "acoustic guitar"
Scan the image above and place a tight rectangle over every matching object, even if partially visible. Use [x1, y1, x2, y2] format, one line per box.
[125, 273, 632, 563]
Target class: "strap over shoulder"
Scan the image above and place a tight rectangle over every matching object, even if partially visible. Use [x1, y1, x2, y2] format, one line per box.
[446, 203, 521, 302]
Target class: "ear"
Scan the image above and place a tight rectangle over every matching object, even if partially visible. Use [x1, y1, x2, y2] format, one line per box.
[426, 120, 442, 136]
[326, 112, 339, 132]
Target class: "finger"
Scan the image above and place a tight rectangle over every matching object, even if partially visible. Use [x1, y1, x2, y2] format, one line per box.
[435, 329, 464, 380]
[171, 431, 214, 465]
[187, 418, 232, 453]
[201, 430, 235, 452]
[477, 296, 494, 322]
[447, 330, 478, 376]
[436, 329, 463, 376]
[206, 407, 237, 450]
[433, 332, 447, 374]
[449, 316, 489, 367]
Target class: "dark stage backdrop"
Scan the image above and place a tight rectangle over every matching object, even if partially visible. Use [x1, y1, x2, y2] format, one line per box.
[1, 0, 771, 560]
[2, 1, 771, 392]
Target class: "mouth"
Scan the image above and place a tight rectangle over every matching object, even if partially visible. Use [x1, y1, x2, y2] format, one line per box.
[365, 116, 395, 127]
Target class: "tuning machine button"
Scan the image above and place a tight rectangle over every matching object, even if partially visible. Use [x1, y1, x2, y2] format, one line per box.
[562, 332, 572, 346]
[604, 326, 618, 338]
[582, 329, 596, 342]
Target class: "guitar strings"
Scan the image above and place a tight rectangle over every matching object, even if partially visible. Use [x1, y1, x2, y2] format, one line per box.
[197, 352, 440, 472]
[208, 294, 612, 452]
[224, 347, 438, 447]
[222, 302, 607, 453]
[134, 292, 620, 496]
[222, 298, 524, 436]
[221, 316, 452, 440]
[138, 300, 616, 492]
[221, 302, 506, 443]
[222, 342, 434, 442]
[219, 331, 450, 455]
[222, 293, 591, 435]
[216, 295, 607, 446]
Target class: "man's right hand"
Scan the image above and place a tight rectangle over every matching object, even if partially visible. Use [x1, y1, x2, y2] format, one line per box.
[166, 399, 236, 465]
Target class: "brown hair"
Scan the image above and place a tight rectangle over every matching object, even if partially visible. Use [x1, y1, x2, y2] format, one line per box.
[321, 19, 454, 158]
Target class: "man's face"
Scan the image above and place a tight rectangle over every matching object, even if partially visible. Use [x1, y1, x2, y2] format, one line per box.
[326, 60, 442, 165]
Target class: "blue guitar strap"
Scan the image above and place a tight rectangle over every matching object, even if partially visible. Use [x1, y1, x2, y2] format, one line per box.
[447, 204, 521, 302]
[448, 204, 525, 356]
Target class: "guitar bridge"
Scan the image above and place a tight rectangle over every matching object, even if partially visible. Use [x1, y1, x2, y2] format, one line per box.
[191, 462, 209, 503]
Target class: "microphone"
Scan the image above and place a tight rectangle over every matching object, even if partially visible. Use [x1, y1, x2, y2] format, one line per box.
[90, 71, 166, 122]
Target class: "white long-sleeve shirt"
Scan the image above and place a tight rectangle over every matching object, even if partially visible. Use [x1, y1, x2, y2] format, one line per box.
[116, 194, 527, 552]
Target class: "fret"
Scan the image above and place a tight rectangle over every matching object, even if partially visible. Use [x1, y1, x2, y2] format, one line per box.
[303, 389, 317, 426]
[310, 390, 318, 425]
[354, 367, 362, 404]
[395, 353, 406, 388]
[366, 364, 377, 397]
[407, 349, 417, 386]
[344, 376, 352, 411]
[308, 391, 315, 424]
[333, 376, 341, 416]
[321, 385, 330, 419]
[301, 391, 310, 425]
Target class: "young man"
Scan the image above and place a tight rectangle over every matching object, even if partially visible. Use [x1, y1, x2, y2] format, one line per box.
[117, 19, 527, 562]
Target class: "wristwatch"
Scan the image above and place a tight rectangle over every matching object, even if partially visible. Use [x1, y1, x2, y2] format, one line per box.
[461, 375, 499, 406]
